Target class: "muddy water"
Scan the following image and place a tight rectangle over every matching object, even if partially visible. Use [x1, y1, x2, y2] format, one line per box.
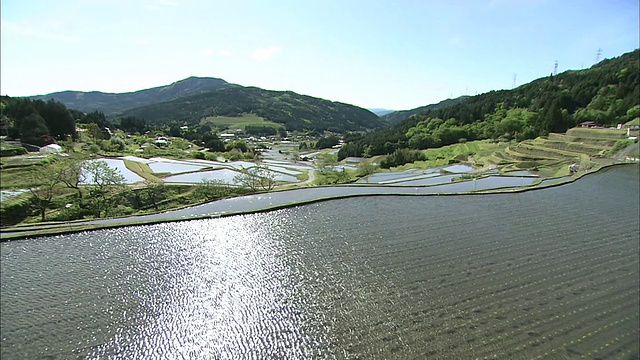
[1, 165, 638, 359]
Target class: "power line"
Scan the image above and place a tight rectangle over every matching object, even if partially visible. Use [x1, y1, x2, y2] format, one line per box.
[596, 48, 603, 63]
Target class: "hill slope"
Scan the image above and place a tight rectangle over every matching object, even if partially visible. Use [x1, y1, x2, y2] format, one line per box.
[381, 96, 470, 124]
[368, 108, 396, 116]
[30, 77, 233, 115]
[119, 86, 387, 132]
[339, 49, 639, 159]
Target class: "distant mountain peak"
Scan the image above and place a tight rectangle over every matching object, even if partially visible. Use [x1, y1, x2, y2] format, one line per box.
[29, 77, 233, 114]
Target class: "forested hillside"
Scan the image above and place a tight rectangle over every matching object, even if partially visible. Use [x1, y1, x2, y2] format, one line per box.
[339, 49, 639, 160]
[30, 77, 233, 115]
[1, 97, 78, 147]
[119, 86, 387, 132]
[381, 96, 469, 124]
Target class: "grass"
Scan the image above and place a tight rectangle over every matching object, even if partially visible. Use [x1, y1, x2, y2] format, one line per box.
[122, 159, 162, 182]
[566, 127, 627, 139]
[201, 114, 283, 130]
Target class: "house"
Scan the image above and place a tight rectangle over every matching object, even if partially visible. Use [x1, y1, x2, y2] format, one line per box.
[155, 137, 168, 147]
[39, 144, 63, 154]
[576, 121, 601, 128]
[622, 119, 640, 139]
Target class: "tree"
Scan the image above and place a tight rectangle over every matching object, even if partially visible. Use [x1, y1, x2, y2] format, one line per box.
[233, 166, 276, 192]
[85, 123, 103, 141]
[204, 134, 226, 152]
[357, 161, 378, 177]
[20, 113, 50, 146]
[544, 99, 565, 133]
[39, 99, 76, 140]
[225, 140, 248, 153]
[193, 179, 230, 201]
[315, 135, 340, 149]
[83, 160, 126, 217]
[57, 157, 87, 204]
[26, 165, 63, 221]
[140, 180, 167, 210]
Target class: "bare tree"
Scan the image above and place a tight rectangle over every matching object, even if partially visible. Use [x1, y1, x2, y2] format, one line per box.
[26, 165, 64, 221]
[57, 157, 87, 204]
[233, 166, 276, 192]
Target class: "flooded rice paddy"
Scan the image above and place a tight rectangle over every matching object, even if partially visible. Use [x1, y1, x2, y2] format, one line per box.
[1, 165, 638, 359]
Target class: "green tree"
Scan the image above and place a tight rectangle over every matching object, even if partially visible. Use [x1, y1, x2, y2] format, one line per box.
[225, 140, 248, 152]
[204, 134, 226, 152]
[85, 123, 102, 141]
[357, 161, 378, 177]
[193, 179, 230, 201]
[544, 100, 565, 133]
[84, 160, 126, 217]
[140, 180, 167, 210]
[20, 113, 50, 146]
[39, 99, 76, 140]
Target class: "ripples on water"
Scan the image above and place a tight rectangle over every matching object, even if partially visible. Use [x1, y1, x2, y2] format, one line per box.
[1, 166, 639, 359]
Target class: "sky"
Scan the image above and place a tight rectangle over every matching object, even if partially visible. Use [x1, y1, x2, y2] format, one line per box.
[1, 0, 638, 110]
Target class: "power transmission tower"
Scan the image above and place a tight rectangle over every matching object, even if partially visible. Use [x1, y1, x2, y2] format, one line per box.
[553, 61, 558, 77]
[512, 74, 517, 89]
[596, 48, 603, 63]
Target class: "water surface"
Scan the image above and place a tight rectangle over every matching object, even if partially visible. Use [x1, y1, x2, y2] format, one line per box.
[2, 166, 638, 359]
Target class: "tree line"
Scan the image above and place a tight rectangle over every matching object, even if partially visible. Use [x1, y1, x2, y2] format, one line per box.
[1, 97, 77, 146]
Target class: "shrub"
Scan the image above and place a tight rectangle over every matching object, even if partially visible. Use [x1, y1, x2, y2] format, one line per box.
[193, 152, 206, 159]
[0, 146, 27, 157]
[380, 149, 426, 168]
[0, 196, 33, 226]
[110, 137, 126, 151]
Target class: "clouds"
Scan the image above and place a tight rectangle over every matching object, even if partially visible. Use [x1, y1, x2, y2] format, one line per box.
[251, 46, 282, 62]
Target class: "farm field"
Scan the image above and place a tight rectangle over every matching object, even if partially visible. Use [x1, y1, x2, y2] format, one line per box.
[200, 114, 283, 130]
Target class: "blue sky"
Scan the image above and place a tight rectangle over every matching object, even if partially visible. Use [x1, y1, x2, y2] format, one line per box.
[1, 0, 638, 110]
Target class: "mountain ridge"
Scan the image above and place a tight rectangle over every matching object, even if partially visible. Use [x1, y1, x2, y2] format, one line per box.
[28, 77, 386, 132]
[381, 96, 471, 124]
[29, 76, 234, 115]
[119, 86, 387, 132]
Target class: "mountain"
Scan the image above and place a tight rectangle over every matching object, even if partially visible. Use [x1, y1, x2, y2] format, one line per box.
[381, 96, 470, 124]
[338, 49, 639, 159]
[368, 108, 396, 116]
[119, 86, 387, 132]
[29, 76, 233, 115]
